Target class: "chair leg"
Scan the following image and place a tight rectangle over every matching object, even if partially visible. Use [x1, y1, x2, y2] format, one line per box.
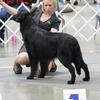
[94, 19, 98, 40]
[94, 33, 96, 40]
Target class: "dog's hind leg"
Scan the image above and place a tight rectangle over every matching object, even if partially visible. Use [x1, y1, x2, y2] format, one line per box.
[74, 57, 90, 81]
[58, 56, 76, 84]
[81, 62, 90, 81]
[73, 41, 90, 81]
[38, 60, 48, 78]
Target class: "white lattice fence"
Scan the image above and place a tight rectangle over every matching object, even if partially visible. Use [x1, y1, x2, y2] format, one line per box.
[59, 0, 99, 41]
[0, 0, 99, 45]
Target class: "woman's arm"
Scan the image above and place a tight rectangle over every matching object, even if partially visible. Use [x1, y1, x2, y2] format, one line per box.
[50, 13, 61, 32]
[0, 0, 17, 15]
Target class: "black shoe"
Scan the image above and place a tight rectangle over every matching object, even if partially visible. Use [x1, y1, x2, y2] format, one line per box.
[50, 63, 57, 72]
[13, 64, 23, 74]
[74, 1, 78, 5]
[94, 0, 97, 4]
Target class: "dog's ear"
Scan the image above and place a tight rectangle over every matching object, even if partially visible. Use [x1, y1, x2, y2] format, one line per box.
[12, 11, 29, 22]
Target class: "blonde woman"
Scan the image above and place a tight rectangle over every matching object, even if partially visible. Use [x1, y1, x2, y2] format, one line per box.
[0, 0, 60, 74]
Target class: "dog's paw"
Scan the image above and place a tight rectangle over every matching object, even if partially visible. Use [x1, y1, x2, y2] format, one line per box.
[27, 75, 34, 79]
[77, 69, 81, 75]
[83, 77, 90, 81]
[76, 68, 81, 75]
[67, 80, 75, 84]
[38, 74, 45, 78]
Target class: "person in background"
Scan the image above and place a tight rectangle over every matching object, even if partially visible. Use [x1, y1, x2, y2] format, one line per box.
[0, 0, 61, 75]
[0, 0, 37, 43]
[94, 0, 97, 4]
[95, 0, 100, 16]
[73, 0, 78, 5]
[95, 0, 100, 24]
[65, 0, 71, 4]
[73, 0, 97, 5]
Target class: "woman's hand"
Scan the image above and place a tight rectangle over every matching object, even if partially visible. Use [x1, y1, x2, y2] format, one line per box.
[0, 0, 17, 15]
[0, 0, 4, 5]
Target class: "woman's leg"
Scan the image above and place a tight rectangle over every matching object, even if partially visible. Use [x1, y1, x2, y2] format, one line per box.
[13, 52, 57, 74]
[13, 52, 29, 74]
[48, 60, 57, 72]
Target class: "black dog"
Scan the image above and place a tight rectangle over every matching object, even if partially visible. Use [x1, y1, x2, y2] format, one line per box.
[13, 10, 90, 84]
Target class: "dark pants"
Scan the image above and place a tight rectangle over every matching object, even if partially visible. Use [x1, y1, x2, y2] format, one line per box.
[0, 4, 30, 42]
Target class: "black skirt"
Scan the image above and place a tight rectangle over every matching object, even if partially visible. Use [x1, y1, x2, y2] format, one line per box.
[18, 44, 26, 53]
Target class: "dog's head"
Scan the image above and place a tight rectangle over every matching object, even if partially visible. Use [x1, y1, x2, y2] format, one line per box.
[12, 11, 30, 22]
[12, 7, 37, 23]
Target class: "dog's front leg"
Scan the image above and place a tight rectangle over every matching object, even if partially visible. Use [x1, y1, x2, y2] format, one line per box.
[27, 59, 38, 79]
[38, 60, 48, 78]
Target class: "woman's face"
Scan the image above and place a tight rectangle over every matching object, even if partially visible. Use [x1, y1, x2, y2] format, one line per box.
[43, 0, 55, 14]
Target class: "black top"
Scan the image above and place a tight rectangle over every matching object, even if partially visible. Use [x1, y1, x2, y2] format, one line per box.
[31, 7, 61, 31]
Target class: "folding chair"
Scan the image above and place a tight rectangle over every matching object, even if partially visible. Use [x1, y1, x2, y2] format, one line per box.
[94, 3, 100, 39]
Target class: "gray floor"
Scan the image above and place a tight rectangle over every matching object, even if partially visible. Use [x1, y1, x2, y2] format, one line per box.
[1, 4, 100, 100]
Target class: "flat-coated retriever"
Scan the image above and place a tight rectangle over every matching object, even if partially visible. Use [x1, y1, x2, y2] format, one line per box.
[13, 10, 90, 84]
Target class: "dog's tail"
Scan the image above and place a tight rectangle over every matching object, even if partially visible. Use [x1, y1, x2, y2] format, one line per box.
[73, 39, 83, 75]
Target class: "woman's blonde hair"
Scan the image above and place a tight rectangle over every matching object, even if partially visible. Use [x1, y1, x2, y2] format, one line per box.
[42, 0, 57, 13]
